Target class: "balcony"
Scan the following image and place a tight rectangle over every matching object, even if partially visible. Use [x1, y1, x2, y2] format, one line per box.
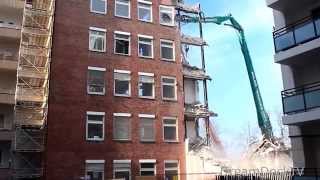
[266, 0, 318, 12]
[282, 82, 320, 124]
[0, 89, 15, 104]
[185, 103, 216, 118]
[0, 50, 18, 71]
[0, 21, 21, 39]
[273, 16, 320, 63]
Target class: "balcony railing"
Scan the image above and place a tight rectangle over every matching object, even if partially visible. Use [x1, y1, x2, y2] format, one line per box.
[282, 81, 320, 115]
[273, 16, 320, 52]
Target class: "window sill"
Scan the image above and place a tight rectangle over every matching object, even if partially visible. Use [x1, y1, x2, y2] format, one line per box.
[90, 11, 107, 15]
[162, 98, 177, 102]
[115, 15, 131, 20]
[160, 23, 176, 27]
[114, 94, 131, 98]
[161, 58, 175, 63]
[114, 52, 131, 56]
[138, 19, 153, 24]
[139, 56, 154, 60]
[88, 92, 105, 96]
[140, 140, 156, 143]
[89, 49, 106, 53]
[139, 96, 155, 100]
[86, 139, 104, 142]
[164, 140, 179, 143]
[113, 139, 132, 142]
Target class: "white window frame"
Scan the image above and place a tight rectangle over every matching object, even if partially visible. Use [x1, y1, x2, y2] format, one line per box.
[164, 160, 179, 180]
[163, 117, 178, 142]
[138, 34, 154, 59]
[138, 0, 153, 23]
[86, 111, 105, 141]
[138, 72, 155, 99]
[114, 69, 131, 97]
[139, 114, 156, 142]
[87, 66, 106, 95]
[159, 5, 175, 26]
[89, 27, 107, 52]
[113, 113, 131, 141]
[85, 160, 105, 180]
[160, 39, 175, 61]
[90, 0, 107, 14]
[161, 76, 177, 101]
[139, 159, 156, 176]
[115, 0, 131, 19]
[114, 31, 131, 56]
[113, 160, 131, 180]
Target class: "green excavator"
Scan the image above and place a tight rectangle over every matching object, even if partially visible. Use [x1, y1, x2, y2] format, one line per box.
[177, 13, 275, 143]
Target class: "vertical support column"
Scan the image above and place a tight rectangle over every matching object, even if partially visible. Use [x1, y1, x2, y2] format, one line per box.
[197, 5, 210, 145]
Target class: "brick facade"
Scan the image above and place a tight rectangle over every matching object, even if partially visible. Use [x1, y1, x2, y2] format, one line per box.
[45, 0, 186, 179]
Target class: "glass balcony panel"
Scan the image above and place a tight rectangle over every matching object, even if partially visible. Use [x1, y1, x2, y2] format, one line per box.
[274, 31, 295, 51]
[294, 20, 316, 44]
[315, 18, 320, 36]
[283, 94, 305, 114]
[305, 89, 320, 109]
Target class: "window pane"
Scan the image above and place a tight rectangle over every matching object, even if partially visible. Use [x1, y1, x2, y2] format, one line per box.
[116, 0, 129, 17]
[294, 20, 316, 44]
[138, 3, 151, 21]
[161, 46, 173, 60]
[160, 7, 173, 25]
[88, 115, 103, 122]
[163, 85, 175, 99]
[141, 163, 154, 169]
[140, 118, 155, 141]
[0, 114, 4, 129]
[164, 126, 176, 140]
[139, 43, 152, 57]
[115, 171, 130, 180]
[90, 31, 105, 51]
[88, 123, 103, 139]
[139, 82, 153, 97]
[165, 170, 178, 180]
[113, 116, 130, 140]
[91, 0, 105, 13]
[115, 80, 130, 95]
[141, 171, 155, 176]
[88, 70, 105, 93]
[315, 18, 320, 36]
[115, 39, 129, 55]
[87, 171, 103, 180]
[163, 78, 175, 84]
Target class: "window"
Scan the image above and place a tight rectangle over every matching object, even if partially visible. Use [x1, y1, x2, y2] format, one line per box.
[138, 35, 153, 58]
[159, 5, 175, 26]
[113, 160, 131, 180]
[164, 160, 179, 180]
[86, 160, 105, 180]
[163, 117, 177, 142]
[114, 31, 130, 55]
[138, 1, 152, 22]
[89, 27, 106, 52]
[87, 67, 106, 95]
[115, 0, 130, 18]
[160, 40, 174, 61]
[139, 160, 156, 176]
[86, 112, 105, 141]
[161, 76, 177, 100]
[113, 113, 131, 141]
[0, 114, 4, 129]
[139, 114, 155, 142]
[138, 72, 154, 98]
[90, 0, 106, 14]
[114, 70, 131, 97]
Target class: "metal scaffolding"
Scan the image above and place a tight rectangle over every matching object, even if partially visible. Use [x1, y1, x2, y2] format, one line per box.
[13, 0, 55, 178]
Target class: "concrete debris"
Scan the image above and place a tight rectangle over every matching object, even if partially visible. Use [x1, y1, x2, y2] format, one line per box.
[181, 34, 208, 46]
[183, 64, 211, 80]
[176, 3, 201, 14]
[185, 103, 217, 118]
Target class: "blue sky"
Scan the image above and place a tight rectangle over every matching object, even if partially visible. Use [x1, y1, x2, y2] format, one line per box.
[183, 0, 283, 157]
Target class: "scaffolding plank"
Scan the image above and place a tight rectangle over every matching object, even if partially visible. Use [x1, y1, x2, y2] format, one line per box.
[181, 34, 207, 46]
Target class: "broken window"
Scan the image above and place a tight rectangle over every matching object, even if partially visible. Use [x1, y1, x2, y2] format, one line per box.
[163, 117, 177, 142]
[86, 161, 105, 180]
[90, 0, 106, 14]
[0, 114, 4, 129]
[114, 70, 131, 96]
[160, 39, 174, 61]
[164, 161, 179, 180]
[113, 160, 131, 180]
[138, 35, 153, 58]
[87, 67, 105, 95]
[138, 1, 152, 22]
[86, 112, 104, 141]
[139, 73, 154, 98]
[140, 160, 156, 176]
[89, 28, 106, 52]
[115, 0, 130, 18]
[159, 5, 175, 26]
[162, 76, 177, 100]
[113, 114, 131, 140]
[114, 32, 130, 55]
[139, 115, 155, 142]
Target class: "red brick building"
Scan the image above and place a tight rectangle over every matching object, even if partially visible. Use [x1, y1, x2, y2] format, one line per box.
[45, 0, 186, 179]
